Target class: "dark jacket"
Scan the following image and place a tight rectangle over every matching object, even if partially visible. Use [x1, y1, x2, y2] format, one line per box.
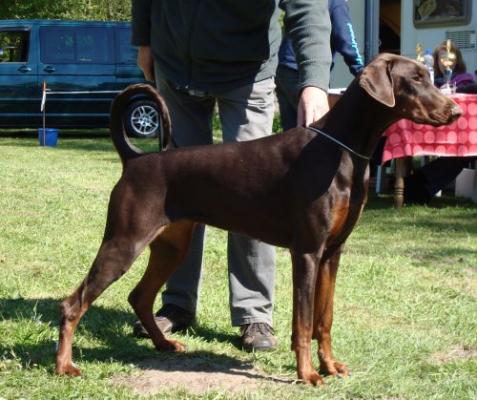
[132, 0, 331, 92]
[278, 0, 363, 77]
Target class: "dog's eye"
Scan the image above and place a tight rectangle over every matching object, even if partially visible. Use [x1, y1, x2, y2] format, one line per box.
[411, 75, 422, 83]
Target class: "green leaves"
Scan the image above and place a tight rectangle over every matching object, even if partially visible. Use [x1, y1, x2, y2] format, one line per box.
[0, 0, 131, 21]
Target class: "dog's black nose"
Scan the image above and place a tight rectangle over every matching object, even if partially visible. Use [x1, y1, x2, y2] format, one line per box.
[451, 104, 462, 118]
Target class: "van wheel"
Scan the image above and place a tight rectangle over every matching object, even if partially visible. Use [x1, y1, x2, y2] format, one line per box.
[125, 100, 160, 138]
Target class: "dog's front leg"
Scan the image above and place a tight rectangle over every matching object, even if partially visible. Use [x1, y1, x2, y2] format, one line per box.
[290, 250, 323, 385]
[313, 246, 348, 377]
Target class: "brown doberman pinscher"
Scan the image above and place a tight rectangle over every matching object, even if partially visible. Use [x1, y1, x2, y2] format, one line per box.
[55, 54, 461, 384]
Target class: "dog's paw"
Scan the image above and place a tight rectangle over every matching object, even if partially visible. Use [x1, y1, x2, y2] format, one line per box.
[56, 362, 81, 377]
[334, 361, 349, 377]
[155, 338, 187, 353]
[320, 360, 349, 377]
[299, 369, 325, 386]
[169, 339, 187, 352]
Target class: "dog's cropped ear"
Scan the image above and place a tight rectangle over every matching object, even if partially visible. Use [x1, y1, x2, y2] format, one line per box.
[359, 55, 395, 108]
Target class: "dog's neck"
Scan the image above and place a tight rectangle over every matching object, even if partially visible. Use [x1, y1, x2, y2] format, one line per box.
[314, 80, 399, 161]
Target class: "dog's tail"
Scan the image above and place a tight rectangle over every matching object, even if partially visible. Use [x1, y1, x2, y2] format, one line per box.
[109, 83, 172, 166]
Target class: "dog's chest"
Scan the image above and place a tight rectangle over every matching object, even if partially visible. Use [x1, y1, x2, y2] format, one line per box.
[328, 198, 364, 244]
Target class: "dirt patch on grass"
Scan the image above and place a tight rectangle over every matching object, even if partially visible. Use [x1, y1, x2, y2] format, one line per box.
[111, 354, 294, 396]
[430, 345, 477, 364]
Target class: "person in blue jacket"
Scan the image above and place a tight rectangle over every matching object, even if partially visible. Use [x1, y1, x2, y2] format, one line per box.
[276, 0, 364, 131]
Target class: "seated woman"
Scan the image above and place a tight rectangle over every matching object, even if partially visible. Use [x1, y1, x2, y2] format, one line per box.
[433, 41, 476, 90]
[404, 41, 477, 205]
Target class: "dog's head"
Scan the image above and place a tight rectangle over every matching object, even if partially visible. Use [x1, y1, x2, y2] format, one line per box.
[359, 53, 462, 126]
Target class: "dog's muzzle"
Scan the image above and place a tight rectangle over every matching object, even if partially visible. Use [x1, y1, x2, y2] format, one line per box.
[451, 104, 463, 119]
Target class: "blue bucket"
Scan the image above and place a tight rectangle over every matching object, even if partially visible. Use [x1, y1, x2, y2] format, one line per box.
[38, 128, 58, 147]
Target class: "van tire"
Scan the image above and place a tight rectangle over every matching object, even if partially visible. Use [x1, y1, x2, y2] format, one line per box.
[125, 100, 160, 138]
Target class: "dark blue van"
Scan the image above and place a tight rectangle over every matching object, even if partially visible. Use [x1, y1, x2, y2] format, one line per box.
[0, 19, 159, 137]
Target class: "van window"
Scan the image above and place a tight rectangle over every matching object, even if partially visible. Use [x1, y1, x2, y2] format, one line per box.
[117, 28, 137, 64]
[40, 27, 113, 64]
[0, 31, 30, 63]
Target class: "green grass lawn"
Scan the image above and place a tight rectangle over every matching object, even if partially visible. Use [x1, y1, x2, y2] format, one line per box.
[0, 131, 476, 399]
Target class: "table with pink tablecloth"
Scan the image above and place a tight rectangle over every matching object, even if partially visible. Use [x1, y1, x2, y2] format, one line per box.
[381, 94, 477, 206]
[382, 94, 477, 163]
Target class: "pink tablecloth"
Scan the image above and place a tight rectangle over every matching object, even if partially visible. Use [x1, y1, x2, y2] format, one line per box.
[382, 94, 477, 163]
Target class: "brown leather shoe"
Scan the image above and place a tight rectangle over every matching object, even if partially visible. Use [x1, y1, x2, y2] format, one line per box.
[133, 303, 195, 338]
[240, 323, 277, 352]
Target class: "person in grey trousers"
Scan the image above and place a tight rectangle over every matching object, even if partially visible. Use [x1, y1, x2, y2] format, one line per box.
[131, 0, 331, 351]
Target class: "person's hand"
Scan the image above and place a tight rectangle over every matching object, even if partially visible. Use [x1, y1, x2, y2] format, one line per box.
[137, 45, 155, 82]
[297, 86, 329, 127]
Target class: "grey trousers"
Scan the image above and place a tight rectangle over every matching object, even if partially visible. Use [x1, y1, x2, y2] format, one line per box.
[156, 73, 277, 326]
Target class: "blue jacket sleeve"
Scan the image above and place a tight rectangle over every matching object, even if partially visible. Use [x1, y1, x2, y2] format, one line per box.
[330, 1, 364, 76]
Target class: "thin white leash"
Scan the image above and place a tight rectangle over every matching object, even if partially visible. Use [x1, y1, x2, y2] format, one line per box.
[306, 126, 370, 161]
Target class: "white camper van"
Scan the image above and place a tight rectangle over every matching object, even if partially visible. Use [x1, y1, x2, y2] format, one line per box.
[330, 0, 476, 89]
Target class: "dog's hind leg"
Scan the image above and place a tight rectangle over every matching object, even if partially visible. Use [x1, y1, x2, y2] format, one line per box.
[313, 245, 349, 377]
[290, 250, 324, 385]
[56, 233, 147, 376]
[128, 220, 196, 353]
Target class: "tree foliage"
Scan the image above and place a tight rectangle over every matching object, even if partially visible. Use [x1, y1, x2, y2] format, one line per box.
[0, 0, 131, 21]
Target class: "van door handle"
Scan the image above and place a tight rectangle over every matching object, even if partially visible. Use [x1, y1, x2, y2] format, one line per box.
[18, 65, 32, 73]
[44, 66, 56, 73]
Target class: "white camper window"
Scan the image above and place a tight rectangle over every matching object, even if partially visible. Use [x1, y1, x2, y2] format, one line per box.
[414, 0, 472, 27]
